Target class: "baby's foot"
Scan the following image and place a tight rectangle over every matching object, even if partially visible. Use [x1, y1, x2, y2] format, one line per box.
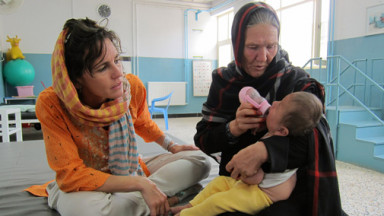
[168, 196, 179, 207]
[170, 203, 192, 215]
[176, 184, 202, 201]
[168, 184, 203, 206]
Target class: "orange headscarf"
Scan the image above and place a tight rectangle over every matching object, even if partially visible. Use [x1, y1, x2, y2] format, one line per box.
[51, 29, 130, 127]
[51, 29, 144, 176]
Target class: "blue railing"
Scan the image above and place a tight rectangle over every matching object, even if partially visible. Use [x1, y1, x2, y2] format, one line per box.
[303, 55, 384, 126]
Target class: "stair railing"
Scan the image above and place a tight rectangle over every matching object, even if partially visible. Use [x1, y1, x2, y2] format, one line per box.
[303, 55, 384, 126]
[326, 58, 368, 106]
[372, 58, 384, 87]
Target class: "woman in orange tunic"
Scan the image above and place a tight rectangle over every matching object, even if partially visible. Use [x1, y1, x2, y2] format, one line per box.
[35, 18, 210, 216]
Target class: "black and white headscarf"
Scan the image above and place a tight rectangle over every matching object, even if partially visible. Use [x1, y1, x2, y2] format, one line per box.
[196, 2, 344, 216]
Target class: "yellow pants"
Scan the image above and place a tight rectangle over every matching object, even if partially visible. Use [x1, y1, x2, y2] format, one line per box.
[180, 176, 273, 216]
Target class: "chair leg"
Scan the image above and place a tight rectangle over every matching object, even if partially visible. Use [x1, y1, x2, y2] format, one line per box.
[15, 110, 23, 142]
[164, 110, 169, 131]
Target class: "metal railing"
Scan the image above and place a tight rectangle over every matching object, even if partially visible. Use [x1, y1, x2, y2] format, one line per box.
[303, 56, 384, 126]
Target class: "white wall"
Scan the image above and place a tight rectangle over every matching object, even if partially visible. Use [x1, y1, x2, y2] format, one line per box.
[187, 10, 217, 59]
[136, 4, 185, 58]
[334, 0, 384, 40]
[0, 0, 71, 54]
[0, 0, 133, 54]
[72, 0, 133, 55]
[0, 0, 219, 60]
[0, 17, 4, 54]
[135, 2, 217, 59]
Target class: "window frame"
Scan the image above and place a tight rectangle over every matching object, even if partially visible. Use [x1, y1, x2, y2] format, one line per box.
[217, 9, 234, 68]
[215, 0, 329, 67]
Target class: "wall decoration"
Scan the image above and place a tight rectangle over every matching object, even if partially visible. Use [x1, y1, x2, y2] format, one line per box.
[366, 3, 384, 35]
[193, 60, 212, 96]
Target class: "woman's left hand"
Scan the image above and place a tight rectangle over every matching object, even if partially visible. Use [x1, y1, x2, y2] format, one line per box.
[168, 144, 199, 154]
[226, 141, 268, 180]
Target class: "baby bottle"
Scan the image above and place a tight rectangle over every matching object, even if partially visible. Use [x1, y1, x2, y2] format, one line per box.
[239, 86, 271, 115]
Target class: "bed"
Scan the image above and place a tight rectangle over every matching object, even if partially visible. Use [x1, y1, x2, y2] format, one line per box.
[0, 135, 219, 216]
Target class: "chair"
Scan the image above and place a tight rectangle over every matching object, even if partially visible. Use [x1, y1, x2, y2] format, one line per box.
[0, 107, 23, 143]
[148, 91, 173, 130]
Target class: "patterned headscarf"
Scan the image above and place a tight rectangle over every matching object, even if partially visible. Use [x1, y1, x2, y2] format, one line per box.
[51, 29, 143, 176]
[231, 2, 280, 68]
[51, 29, 129, 127]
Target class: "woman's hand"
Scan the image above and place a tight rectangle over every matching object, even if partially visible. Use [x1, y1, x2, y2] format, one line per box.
[241, 168, 265, 185]
[168, 144, 199, 154]
[96, 175, 169, 216]
[156, 135, 199, 154]
[225, 141, 268, 180]
[230, 103, 266, 137]
[139, 178, 170, 216]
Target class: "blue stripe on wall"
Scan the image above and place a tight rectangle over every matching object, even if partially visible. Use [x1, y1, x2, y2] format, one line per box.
[333, 34, 384, 90]
[333, 34, 384, 62]
[1, 54, 216, 114]
[138, 57, 186, 81]
[2, 53, 51, 101]
[138, 56, 217, 114]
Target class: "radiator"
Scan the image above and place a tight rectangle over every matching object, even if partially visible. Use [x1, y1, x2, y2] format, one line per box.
[147, 82, 187, 106]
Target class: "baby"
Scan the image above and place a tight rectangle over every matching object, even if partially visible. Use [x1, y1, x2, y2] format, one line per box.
[172, 91, 323, 216]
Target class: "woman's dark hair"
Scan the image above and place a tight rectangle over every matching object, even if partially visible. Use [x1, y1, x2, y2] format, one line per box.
[63, 18, 121, 86]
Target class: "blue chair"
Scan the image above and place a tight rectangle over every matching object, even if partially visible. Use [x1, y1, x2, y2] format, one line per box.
[148, 91, 173, 130]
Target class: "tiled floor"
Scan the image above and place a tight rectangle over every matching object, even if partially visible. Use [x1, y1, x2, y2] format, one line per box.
[154, 117, 384, 216]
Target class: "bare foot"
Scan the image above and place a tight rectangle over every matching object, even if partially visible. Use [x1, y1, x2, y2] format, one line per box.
[170, 203, 192, 215]
[168, 196, 179, 207]
[168, 184, 203, 207]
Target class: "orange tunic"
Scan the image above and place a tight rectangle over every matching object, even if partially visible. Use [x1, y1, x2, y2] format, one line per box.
[35, 74, 163, 193]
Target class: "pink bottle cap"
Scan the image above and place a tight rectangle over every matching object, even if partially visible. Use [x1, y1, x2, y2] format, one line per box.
[239, 86, 270, 115]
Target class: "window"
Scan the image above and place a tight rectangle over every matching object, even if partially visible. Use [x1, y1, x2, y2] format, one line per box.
[265, 0, 330, 66]
[217, 10, 234, 68]
[216, 0, 329, 67]
[320, 0, 330, 58]
[278, 1, 314, 66]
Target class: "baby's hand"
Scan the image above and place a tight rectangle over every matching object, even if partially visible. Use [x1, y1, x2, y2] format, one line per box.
[241, 168, 264, 185]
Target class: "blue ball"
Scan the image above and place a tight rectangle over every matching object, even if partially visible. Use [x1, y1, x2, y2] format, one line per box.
[3, 59, 35, 86]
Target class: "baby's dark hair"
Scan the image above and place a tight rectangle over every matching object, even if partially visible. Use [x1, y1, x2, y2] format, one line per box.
[63, 18, 121, 86]
[281, 91, 323, 136]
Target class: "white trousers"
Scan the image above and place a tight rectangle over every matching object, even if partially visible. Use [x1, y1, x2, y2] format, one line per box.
[46, 150, 211, 216]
